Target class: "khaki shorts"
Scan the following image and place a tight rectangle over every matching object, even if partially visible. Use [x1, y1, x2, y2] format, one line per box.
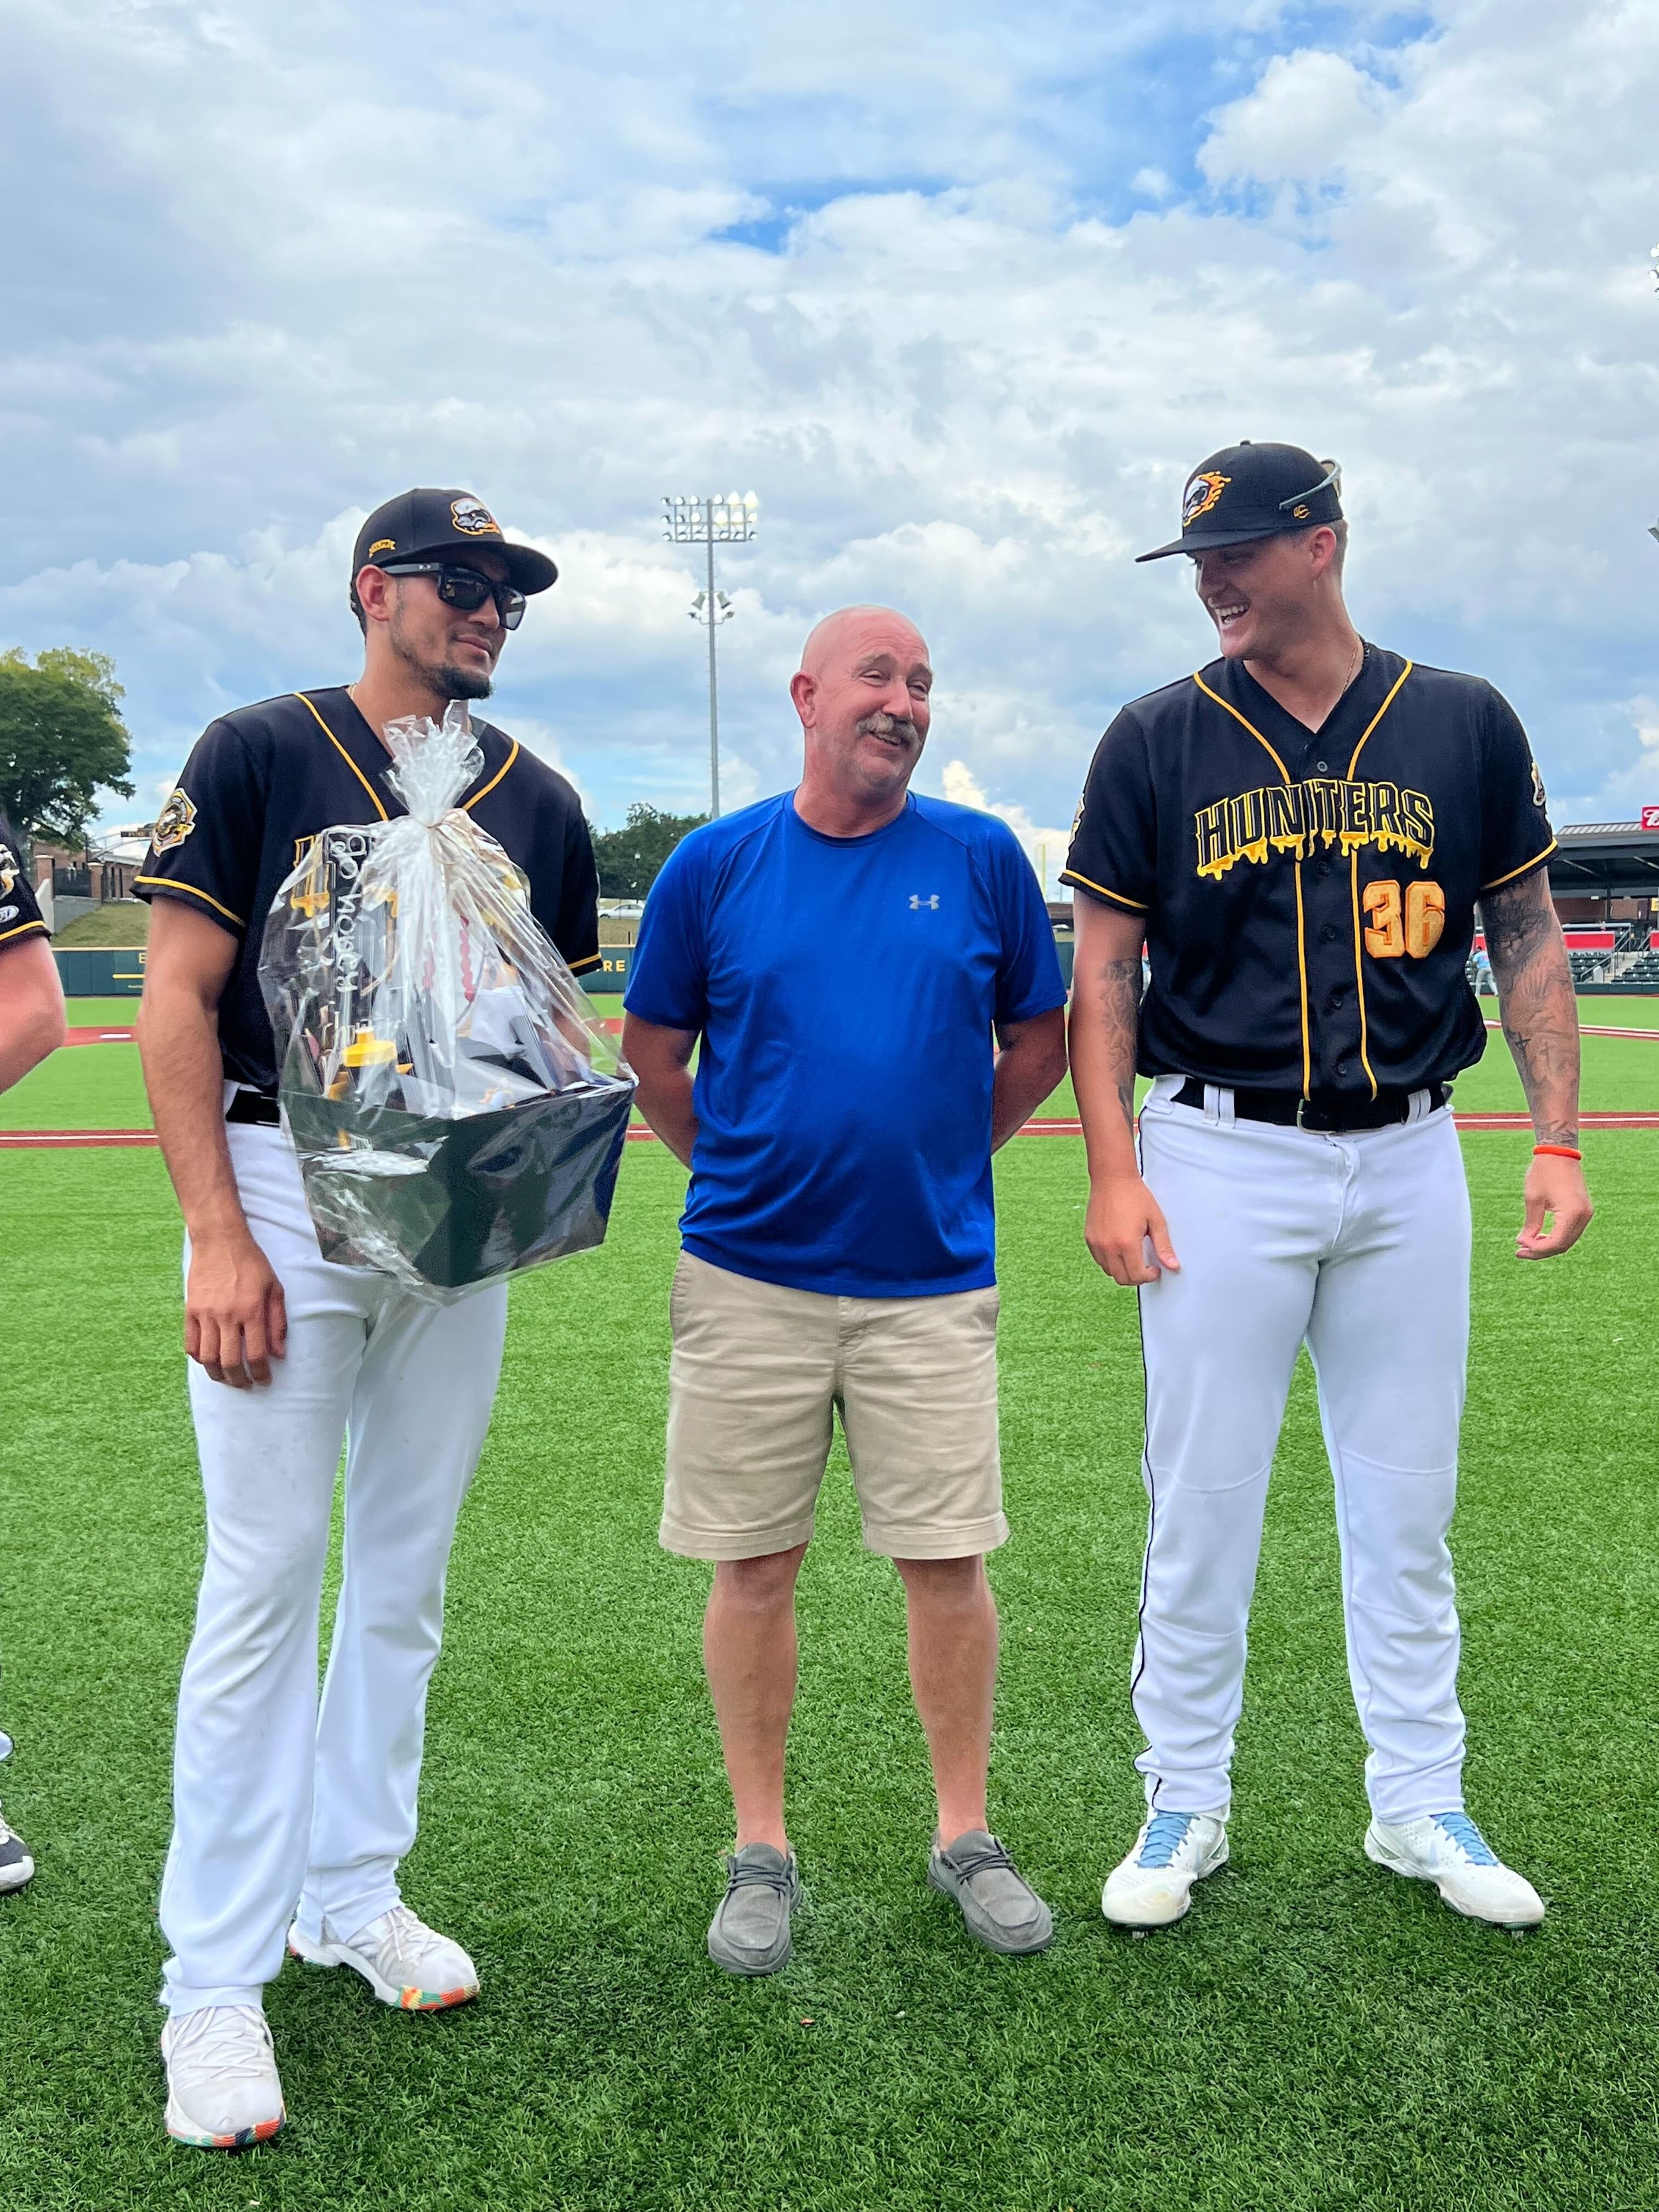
[662, 1250, 1007, 1562]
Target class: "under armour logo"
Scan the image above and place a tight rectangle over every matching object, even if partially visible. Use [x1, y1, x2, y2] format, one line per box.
[909, 893, 939, 911]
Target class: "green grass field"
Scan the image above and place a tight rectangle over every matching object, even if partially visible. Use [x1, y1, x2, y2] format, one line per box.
[4, 1131, 1659, 2208]
[7, 995, 1655, 1134]
[50, 902, 150, 950]
[3, 1003, 1658, 2205]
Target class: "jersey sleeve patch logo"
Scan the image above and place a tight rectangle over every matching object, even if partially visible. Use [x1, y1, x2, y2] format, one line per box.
[451, 498, 502, 537]
[151, 787, 198, 853]
[1182, 471, 1231, 529]
[0, 845, 16, 899]
[1530, 759, 1547, 811]
[0, 904, 17, 924]
[1194, 778, 1435, 880]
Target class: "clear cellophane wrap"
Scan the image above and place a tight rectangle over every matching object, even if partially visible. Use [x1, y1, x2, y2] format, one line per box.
[258, 704, 634, 1299]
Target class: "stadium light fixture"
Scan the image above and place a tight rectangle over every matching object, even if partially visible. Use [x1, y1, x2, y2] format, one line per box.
[662, 492, 759, 818]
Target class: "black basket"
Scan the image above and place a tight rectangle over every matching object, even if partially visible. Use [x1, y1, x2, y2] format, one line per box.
[283, 1080, 634, 1292]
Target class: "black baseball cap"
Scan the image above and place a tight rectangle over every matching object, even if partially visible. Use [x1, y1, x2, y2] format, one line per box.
[1137, 442, 1343, 562]
[351, 488, 558, 593]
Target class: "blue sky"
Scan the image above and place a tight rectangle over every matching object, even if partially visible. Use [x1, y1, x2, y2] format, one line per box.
[3, 0, 1656, 869]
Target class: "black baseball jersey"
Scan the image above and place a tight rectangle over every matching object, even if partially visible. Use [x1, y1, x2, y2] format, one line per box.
[0, 839, 48, 950]
[1062, 646, 1556, 1096]
[136, 687, 600, 1094]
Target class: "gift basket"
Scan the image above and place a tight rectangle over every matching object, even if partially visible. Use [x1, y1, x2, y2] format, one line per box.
[258, 704, 634, 1300]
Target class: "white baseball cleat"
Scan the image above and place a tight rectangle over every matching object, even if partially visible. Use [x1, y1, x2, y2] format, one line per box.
[1365, 1811, 1546, 1927]
[161, 2004, 285, 2149]
[288, 1903, 480, 2011]
[1103, 1810, 1229, 1927]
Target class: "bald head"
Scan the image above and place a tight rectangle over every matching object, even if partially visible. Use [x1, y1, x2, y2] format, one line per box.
[800, 604, 930, 680]
[789, 603, 934, 833]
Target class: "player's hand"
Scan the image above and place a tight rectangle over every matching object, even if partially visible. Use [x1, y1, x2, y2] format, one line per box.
[186, 1234, 289, 1386]
[1516, 1153, 1593, 1261]
[1084, 1174, 1180, 1287]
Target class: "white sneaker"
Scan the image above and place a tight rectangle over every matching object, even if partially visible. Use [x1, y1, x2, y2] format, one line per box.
[288, 1903, 480, 2010]
[1103, 1810, 1228, 1927]
[0, 1805, 33, 1894]
[1366, 1812, 1546, 1927]
[161, 2004, 285, 2149]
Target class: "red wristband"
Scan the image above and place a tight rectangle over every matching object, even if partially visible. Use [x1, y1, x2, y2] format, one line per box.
[1533, 1143, 1582, 1160]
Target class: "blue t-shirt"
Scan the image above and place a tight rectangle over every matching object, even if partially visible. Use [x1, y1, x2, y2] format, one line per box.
[624, 791, 1066, 1298]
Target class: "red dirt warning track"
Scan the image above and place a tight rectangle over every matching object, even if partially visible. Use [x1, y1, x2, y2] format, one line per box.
[60, 1017, 1655, 1051]
[60, 1017, 633, 1047]
[6, 1111, 1657, 1150]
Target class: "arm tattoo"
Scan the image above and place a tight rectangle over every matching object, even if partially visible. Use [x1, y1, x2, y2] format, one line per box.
[1479, 871, 1580, 1145]
[1092, 955, 1144, 1127]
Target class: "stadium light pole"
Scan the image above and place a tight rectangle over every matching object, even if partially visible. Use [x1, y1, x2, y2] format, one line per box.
[663, 491, 758, 817]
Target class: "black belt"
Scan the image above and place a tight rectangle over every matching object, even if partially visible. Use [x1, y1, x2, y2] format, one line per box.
[1171, 1079, 1447, 1132]
[225, 1088, 281, 1128]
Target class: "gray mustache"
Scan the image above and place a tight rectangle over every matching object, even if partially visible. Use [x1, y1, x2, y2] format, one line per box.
[856, 712, 919, 744]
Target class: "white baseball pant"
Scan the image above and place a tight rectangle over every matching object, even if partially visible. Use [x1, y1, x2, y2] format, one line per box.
[160, 1121, 507, 2014]
[1130, 1078, 1471, 1825]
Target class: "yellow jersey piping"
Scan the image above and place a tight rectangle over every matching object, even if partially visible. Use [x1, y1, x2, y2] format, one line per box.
[1295, 864, 1311, 1096]
[1059, 868, 1148, 913]
[464, 739, 518, 812]
[1342, 659, 1413, 1100]
[134, 874, 246, 928]
[567, 950, 602, 972]
[0, 919, 49, 946]
[1481, 840, 1557, 893]
[1191, 671, 1307, 1088]
[1344, 659, 1413, 780]
[1191, 671, 1293, 780]
[293, 693, 389, 822]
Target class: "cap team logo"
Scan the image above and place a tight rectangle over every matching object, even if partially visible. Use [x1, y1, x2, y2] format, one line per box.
[151, 787, 198, 853]
[367, 538, 396, 559]
[451, 498, 502, 537]
[1182, 471, 1230, 530]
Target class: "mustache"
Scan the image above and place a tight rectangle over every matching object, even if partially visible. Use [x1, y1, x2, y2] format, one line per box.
[855, 710, 920, 744]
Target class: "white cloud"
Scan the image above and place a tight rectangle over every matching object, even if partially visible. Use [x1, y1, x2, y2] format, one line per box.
[938, 759, 1072, 894]
[2, 0, 1657, 841]
[1599, 697, 1659, 811]
[1198, 50, 1389, 187]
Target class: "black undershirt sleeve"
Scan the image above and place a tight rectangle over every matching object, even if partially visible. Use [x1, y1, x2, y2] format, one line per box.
[552, 805, 601, 975]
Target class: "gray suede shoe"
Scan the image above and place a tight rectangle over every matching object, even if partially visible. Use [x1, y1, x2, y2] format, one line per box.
[0, 1804, 33, 1895]
[707, 1844, 802, 1976]
[928, 1830, 1052, 1954]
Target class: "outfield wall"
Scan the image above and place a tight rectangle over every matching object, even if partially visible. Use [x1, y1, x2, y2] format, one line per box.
[56, 948, 149, 996]
[54, 946, 628, 997]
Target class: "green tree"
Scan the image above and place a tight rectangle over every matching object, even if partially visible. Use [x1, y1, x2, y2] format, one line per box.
[590, 802, 709, 898]
[0, 647, 133, 857]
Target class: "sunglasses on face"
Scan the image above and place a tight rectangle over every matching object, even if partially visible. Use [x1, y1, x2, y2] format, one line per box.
[380, 562, 526, 628]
